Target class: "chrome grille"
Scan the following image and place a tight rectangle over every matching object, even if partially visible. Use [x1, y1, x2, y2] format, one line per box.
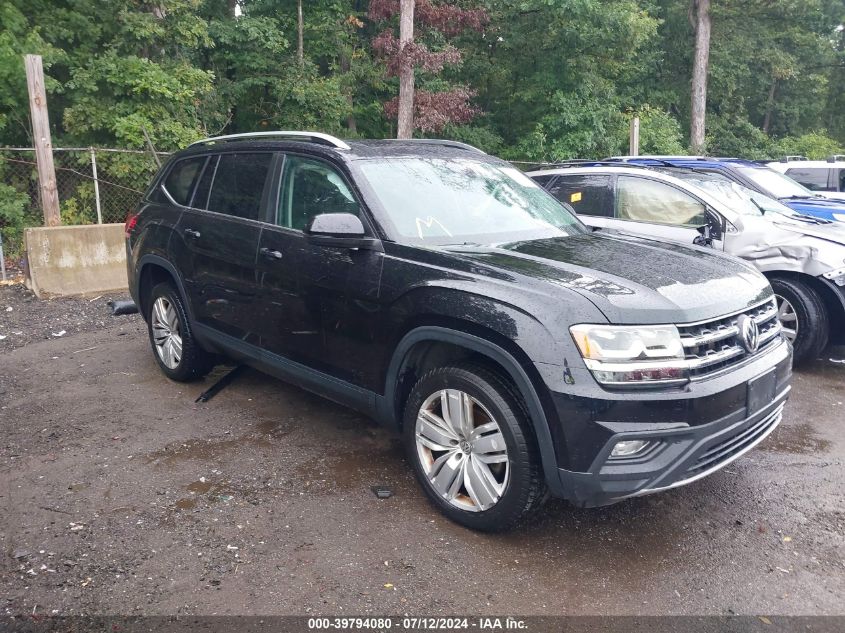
[678, 298, 781, 378]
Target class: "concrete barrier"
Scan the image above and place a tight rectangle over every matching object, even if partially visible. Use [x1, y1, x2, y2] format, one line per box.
[25, 223, 128, 297]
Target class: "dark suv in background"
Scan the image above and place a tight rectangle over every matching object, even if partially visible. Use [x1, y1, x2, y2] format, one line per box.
[126, 132, 792, 531]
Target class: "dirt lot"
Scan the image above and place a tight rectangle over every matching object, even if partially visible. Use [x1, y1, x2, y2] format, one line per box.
[1, 284, 843, 618]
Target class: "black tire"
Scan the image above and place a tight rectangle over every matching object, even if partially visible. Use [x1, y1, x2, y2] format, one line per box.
[770, 277, 829, 365]
[146, 282, 215, 382]
[402, 363, 547, 532]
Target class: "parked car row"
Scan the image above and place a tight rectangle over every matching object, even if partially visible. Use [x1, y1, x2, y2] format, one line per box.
[127, 133, 800, 531]
[767, 156, 845, 203]
[528, 162, 845, 364]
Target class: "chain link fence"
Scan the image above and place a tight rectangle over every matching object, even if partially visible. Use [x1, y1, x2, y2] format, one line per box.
[0, 147, 169, 225]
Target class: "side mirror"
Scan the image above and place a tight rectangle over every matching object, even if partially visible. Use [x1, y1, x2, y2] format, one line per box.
[305, 213, 382, 250]
[693, 224, 713, 248]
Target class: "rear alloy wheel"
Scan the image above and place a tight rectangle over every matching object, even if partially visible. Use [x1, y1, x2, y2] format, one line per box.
[404, 364, 546, 531]
[151, 296, 182, 370]
[770, 277, 828, 365]
[147, 282, 215, 382]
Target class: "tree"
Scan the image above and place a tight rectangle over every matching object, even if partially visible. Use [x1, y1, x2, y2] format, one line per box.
[689, 0, 711, 153]
[369, 0, 488, 136]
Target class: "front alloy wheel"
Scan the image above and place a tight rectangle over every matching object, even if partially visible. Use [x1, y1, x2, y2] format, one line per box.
[775, 294, 798, 343]
[404, 364, 547, 531]
[415, 389, 510, 512]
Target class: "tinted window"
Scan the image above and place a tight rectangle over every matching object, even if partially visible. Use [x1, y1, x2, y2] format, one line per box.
[161, 157, 205, 206]
[785, 167, 832, 191]
[616, 176, 706, 226]
[839, 169, 845, 192]
[548, 174, 612, 217]
[207, 153, 273, 220]
[192, 156, 217, 209]
[279, 156, 360, 231]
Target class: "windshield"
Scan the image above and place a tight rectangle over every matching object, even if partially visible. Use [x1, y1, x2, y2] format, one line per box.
[357, 157, 585, 245]
[686, 178, 796, 217]
[736, 166, 813, 199]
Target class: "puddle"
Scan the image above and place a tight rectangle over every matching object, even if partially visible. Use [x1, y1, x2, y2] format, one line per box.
[175, 498, 196, 510]
[761, 422, 832, 455]
[68, 483, 88, 492]
[295, 438, 405, 493]
[186, 479, 213, 494]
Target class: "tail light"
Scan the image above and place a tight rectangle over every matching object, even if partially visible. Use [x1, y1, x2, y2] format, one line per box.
[125, 210, 139, 238]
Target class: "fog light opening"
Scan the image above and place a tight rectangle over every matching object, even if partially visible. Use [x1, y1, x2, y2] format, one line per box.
[611, 440, 652, 458]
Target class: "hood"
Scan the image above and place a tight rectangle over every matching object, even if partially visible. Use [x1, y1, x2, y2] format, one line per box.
[446, 232, 772, 324]
[771, 215, 845, 244]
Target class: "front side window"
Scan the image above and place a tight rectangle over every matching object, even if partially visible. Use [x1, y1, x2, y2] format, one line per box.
[616, 176, 706, 226]
[161, 157, 205, 206]
[785, 167, 832, 191]
[357, 158, 584, 245]
[278, 156, 360, 231]
[206, 153, 273, 220]
[548, 174, 613, 217]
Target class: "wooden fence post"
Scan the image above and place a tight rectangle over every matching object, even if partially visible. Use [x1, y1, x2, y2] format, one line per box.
[24, 54, 61, 227]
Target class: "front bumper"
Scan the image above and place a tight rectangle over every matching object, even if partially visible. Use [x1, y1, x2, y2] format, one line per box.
[549, 339, 792, 506]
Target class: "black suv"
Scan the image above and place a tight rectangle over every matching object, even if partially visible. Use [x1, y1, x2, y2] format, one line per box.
[127, 132, 792, 531]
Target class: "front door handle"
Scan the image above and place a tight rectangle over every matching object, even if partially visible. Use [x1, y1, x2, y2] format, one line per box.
[184, 228, 201, 240]
[260, 247, 283, 261]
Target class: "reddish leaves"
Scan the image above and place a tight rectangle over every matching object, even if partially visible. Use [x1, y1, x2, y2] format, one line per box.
[384, 88, 480, 133]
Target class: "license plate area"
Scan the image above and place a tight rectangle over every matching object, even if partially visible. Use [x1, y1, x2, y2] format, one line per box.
[747, 368, 777, 416]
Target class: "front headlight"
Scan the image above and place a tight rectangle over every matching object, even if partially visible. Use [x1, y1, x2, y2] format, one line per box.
[570, 324, 688, 386]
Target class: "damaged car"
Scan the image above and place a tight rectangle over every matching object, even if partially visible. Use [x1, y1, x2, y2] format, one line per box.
[529, 164, 845, 364]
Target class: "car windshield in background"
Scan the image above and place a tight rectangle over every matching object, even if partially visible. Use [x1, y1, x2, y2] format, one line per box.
[737, 166, 813, 199]
[358, 158, 585, 245]
[686, 178, 796, 217]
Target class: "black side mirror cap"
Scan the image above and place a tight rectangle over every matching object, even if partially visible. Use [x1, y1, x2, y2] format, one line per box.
[305, 213, 383, 251]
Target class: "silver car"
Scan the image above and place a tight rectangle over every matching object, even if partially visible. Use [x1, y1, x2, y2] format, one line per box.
[529, 164, 845, 364]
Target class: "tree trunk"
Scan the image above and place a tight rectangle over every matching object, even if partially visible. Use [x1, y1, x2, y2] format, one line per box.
[397, 0, 415, 139]
[762, 77, 777, 134]
[689, 0, 711, 154]
[297, 0, 304, 64]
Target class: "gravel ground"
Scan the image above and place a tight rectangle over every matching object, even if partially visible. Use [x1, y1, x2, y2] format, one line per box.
[1, 285, 843, 620]
[0, 283, 134, 351]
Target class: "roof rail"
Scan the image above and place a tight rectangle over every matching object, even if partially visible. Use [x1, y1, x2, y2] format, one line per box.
[188, 131, 351, 150]
[393, 139, 486, 154]
[827, 155, 845, 163]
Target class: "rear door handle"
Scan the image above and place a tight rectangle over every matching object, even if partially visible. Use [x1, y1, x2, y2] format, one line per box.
[260, 247, 283, 261]
[184, 228, 201, 240]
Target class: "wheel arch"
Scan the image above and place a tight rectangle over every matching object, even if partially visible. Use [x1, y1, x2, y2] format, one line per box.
[136, 255, 192, 323]
[380, 324, 564, 496]
[763, 270, 844, 344]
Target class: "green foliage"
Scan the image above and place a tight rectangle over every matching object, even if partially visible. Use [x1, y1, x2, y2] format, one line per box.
[772, 132, 845, 161]
[0, 0, 842, 171]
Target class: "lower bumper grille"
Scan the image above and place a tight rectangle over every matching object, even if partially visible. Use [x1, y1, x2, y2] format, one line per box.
[686, 404, 784, 476]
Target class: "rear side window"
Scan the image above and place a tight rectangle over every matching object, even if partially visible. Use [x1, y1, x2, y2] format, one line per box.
[548, 174, 613, 217]
[785, 167, 831, 191]
[161, 157, 205, 206]
[207, 153, 273, 221]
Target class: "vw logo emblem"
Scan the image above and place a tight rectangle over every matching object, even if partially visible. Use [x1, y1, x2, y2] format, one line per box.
[737, 314, 759, 353]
